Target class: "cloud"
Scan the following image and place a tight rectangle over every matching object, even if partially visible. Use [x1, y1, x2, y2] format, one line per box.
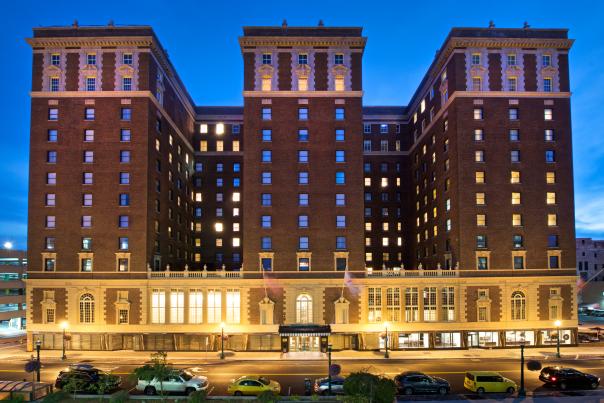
[575, 193, 604, 237]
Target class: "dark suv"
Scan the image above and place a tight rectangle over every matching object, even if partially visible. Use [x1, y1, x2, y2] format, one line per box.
[539, 367, 600, 390]
[55, 364, 121, 393]
[394, 371, 450, 395]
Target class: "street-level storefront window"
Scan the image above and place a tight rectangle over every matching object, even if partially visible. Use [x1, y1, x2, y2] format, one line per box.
[397, 332, 429, 349]
[467, 331, 499, 347]
[505, 330, 535, 346]
[541, 329, 572, 345]
[434, 332, 462, 348]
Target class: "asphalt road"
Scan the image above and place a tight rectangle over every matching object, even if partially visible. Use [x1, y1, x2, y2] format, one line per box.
[3, 356, 604, 398]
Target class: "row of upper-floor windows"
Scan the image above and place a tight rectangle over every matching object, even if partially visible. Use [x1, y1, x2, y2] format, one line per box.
[364, 222, 403, 232]
[473, 171, 556, 185]
[259, 214, 349, 229]
[473, 212, 560, 227]
[44, 236, 129, 252]
[46, 150, 132, 164]
[47, 107, 131, 121]
[48, 76, 132, 92]
[46, 171, 131, 185]
[261, 53, 344, 65]
[44, 192, 130, 207]
[475, 255, 561, 271]
[471, 128, 557, 142]
[260, 107, 345, 120]
[473, 191, 559, 205]
[49, 52, 133, 67]
[473, 107, 554, 121]
[258, 236, 348, 251]
[471, 76, 554, 92]
[44, 214, 131, 229]
[199, 123, 240, 135]
[471, 52, 553, 67]
[260, 171, 348, 185]
[474, 150, 558, 163]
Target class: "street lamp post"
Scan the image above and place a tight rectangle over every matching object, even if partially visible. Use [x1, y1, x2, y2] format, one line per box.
[327, 344, 332, 395]
[554, 320, 562, 358]
[220, 322, 225, 360]
[60, 321, 68, 360]
[384, 322, 390, 359]
[35, 340, 41, 382]
[518, 343, 526, 397]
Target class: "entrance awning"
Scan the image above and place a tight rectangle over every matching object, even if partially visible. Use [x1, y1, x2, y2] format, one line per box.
[279, 324, 331, 337]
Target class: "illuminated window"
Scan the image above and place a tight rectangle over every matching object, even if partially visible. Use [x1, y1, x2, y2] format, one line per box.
[335, 76, 345, 91]
[475, 192, 485, 205]
[298, 77, 308, 91]
[200, 124, 208, 134]
[546, 172, 556, 184]
[472, 77, 482, 91]
[476, 214, 486, 226]
[473, 108, 483, 120]
[207, 289, 221, 323]
[364, 178, 371, 186]
[511, 291, 526, 320]
[474, 129, 484, 141]
[214, 223, 223, 232]
[475, 150, 484, 162]
[189, 290, 203, 324]
[475, 171, 485, 184]
[79, 293, 95, 324]
[262, 76, 271, 91]
[170, 289, 184, 324]
[199, 141, 208, 152]
[509, 129, 519, 141]
[296, 294, 313, 323]
[546, 192, 556, 205]
[513, 214, 522, 226]
[226, 289, 240, 323]
[509, 108, 519, 120]
[511, 171, 520, 184]
[512, 192, 521, 205]
[381, 178, 388, 187]
[216, 123, 225, 135]
[544, 109, 553, 120]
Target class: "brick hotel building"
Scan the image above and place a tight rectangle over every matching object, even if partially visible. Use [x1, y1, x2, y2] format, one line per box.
[25, 22, 578, 351]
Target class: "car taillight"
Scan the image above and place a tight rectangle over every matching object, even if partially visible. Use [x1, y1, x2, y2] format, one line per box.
[551, 377, 557, 382]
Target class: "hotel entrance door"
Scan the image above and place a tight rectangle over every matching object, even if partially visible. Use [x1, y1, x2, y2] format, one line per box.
[289, 336, 320, 352]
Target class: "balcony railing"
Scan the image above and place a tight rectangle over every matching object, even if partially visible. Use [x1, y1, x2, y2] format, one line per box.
[365, 268, 459, 278]
[148, 269, 242, 279]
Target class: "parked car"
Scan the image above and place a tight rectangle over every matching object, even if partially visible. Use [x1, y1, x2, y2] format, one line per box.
[394, 371, 450, 395]
[135, 369, 208, 395]
[226, 376, 281, 396]
[55, 364, 121, 393]
[539, 367, 600, 390]
[313, 376, 345, 395]
[464, 371, 516, 394]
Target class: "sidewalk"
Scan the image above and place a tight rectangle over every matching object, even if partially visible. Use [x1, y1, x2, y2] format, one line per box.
[2, 344, 604, 365]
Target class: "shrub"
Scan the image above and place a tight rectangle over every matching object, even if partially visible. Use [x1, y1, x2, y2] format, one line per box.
[109, 390, 130, 403]
[343, 371, 396, 403]
[42, 390, 70, 403]
[188, 389, 208, 403]
[257, 390, 278, 403]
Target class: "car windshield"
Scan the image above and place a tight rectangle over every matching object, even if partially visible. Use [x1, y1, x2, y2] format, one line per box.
[181, 371, 193, 381]
[259, 377, 270, 385]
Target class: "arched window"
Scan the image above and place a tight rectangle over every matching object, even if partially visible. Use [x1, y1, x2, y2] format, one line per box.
[296, 294, 313, 324]
[79, 293, 95, 323]
[510, 291, 526, 320]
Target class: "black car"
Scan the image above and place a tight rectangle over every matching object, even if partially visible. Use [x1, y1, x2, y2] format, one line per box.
[394, 371, 450, 395]
[55, 365, 121, 393]
[539, 367, 600, 390]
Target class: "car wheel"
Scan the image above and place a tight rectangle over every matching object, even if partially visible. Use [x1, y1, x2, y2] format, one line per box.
[507, 387, 515, 394]
[185, 387, 196, 395]
[477, 387, 485, 395]
[404, 387, 414, 395]
[144, 386, 157, 396]
[590, 381, 599, 389]
[559, 382, 567, 390]
[234, 391, 243, 396]
[438, 387, 448, 395]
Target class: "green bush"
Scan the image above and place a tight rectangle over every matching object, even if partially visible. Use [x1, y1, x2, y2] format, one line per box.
[109, 390, 130, 403]
[257, 390, 278, 403]
[343, 371, 396, 403]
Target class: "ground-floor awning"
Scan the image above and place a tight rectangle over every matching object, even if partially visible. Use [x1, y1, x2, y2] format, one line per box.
[279, 324, 331, 337]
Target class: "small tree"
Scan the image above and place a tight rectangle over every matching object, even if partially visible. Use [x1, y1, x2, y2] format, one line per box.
[131, 351, 172, 400]
[343, 371, 396, 403]
[62, 373, 89, 399]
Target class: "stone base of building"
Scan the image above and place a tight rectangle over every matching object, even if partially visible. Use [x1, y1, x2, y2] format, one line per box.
[28, 328, 577, 352]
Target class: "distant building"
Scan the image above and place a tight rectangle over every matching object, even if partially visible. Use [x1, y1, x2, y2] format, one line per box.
[0, 250, 26, 332]
[576, 238, 604, 282]
[25, 22, 577, 352]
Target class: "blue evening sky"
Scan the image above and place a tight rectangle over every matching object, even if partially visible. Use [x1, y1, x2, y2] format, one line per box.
[1, 0, 603, 249]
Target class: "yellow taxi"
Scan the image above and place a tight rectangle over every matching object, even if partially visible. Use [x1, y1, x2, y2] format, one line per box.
[464, 371, 517, 394]
[226, 375, 281, 396]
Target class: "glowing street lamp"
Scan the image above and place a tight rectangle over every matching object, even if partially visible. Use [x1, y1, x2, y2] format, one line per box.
[384, 321, 390, 359]
[220, 322, 225, 360]
[60, 321, 69, 360]
[554, 320, 562, 358]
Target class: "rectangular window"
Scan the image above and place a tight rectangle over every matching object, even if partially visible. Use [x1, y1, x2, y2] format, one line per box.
[298, 215, 309, 228]
[335, 193, 345, 206]
[513, 213, 522, 226]
[119, 237, 129, 250]
[83, 172, 92, 185]
[86, 77, 96, 91]
[44, 258, 55, 271]
[299, 108, 309, 120]
[334, 53, 344, 65]
[80, 258, 92, 272]
[261, 172, 271, 185]
[511, 150, 520, 163]
[474, 129, 484, 141]
[441, 287, 455, 321]
[544, 108, 553, 120]
[335, 150, 345, 163]
[386, 287, 401, 322]
[298, 129, 308, 142]
[85, 108, 95, 120]
[364, 124, 371, 134]
[471, 53, 481, 65]
[120, 108, 131, 121]
[262, 108, 272, 120]
[546, 192, 556, 205]
[122, 77, 132, 91]
[261, 150, 272, 163]
[262, 129, 272, 142]
[50, 53, 60, 66]
[46, 151, 57, 163]
[542, 54, 552, 67]
[47, 129, 58, 142]
[226, 289, 240, 323]
[476, 235, 487, 249]
[81, 215, 92, 228]
[261, 215, 272, 228]
[298, 171, 309, 184]
[119, 172, 130, 184]
[335, 108, 345, 120]
[546, 150, 556, 163]
[207, 289, 222, 323]
[363, 140, 372, 151]
[335, 129, 345, 141]
[298, 150, 309, 163]
[475, 150, 484, 162]
[123, 53, 133, 65]
[120, 150, 131, 163]
[368, 287, 382, 322]
[472, 77, 482, 91]
[118, 215, 129, 228]
[475, 171, 485, 184]
[48, 108, 58, 120]
[336, 236, 346, 250]
[545, 129, 555, 141]
[50, 77, 59, 92]
[82, 193, 92, 206]
[473, 108, 483, 120]
[509, 129, 519, 141]
[335, 171, 345, 185]
[405, 287, 419, 322]
[188, 290, 203, 324]
[423, 287, 437, 321]
[299, 193, 309, 206]
[120, 129, 131, 142]
[299, 236, 309, 250]
[508, 77, 517, 92]
[261, 193, 272, 206]
[511, 171, 520, 184]
[548, 234, 559, 248]
[509, 108, 519, 120]
[512, 192, 521, 205]
[262, 53, 272, 64]
[261, 236, 272, 250]
[514, 256, 525, 270]
[298, 53, 308, 65]
[336, 215, 346, 228]
[543, 78, 552, 92]
[477, 256, 488, 270]
[151, 289, 166, 324]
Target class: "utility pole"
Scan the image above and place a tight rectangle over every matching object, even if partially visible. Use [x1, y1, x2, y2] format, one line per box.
[327, 344, 332, 395]
[35, 340, 41, 382]
[518, 344, 526, 397]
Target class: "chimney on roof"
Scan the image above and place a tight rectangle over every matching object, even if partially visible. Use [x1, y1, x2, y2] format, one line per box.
[318, 19, 324, 27]
[282, 19, 287, 29]
[488, 20, 495, 28]
[523, 21, 530, 29]
[72, 20, 79, 28]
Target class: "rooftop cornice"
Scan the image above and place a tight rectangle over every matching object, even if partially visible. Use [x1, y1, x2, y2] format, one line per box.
[238, 36, 367, 51]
